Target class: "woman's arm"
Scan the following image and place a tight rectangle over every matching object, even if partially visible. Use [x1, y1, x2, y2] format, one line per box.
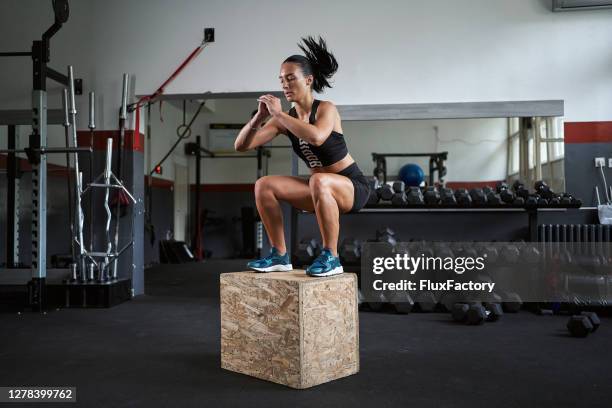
[258, 95, 337, 147]
[234, 100, 284, 152]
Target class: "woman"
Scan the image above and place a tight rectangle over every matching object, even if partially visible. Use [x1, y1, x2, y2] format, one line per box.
[234, 36, 370, 277]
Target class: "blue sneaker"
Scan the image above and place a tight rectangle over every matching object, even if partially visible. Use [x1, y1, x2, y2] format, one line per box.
[247, 248, 293, 272]
[306, 248, 344, 277]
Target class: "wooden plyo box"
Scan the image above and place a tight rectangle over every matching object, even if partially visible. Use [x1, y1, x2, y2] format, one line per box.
[220, 271, 359, 389]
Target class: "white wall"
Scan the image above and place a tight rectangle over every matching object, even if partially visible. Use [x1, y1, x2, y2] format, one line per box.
[85, 0, 612, 128]
[2, 1, 611, 166]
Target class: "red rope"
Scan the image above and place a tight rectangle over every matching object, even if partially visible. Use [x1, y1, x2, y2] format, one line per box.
[134, 44, 205, 135]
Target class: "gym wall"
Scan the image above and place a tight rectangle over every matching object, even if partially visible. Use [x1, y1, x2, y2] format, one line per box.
[80, 0, 612, 207]
[85, 0, 611, 123]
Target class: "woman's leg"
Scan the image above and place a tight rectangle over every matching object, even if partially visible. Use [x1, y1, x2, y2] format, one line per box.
[309, 173, 355, 256]
[254, 175, 314, 254]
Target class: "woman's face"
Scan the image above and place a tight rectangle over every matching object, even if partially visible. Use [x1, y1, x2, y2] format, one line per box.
[279, 62, 312, 102]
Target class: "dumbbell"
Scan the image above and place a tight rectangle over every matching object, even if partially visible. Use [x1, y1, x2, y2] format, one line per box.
[377, 184, 394, 201]
[512, 180, 530, 200]
[560, 193, 581, 207]
[366, 177, 381, 206]
[374, 227, 398, 248]
[391, 181, 407, 206]
[549, 195, 561, 205]
[451, 303, 483, 324]
[452, 303, 502, 324]
[367, 189, 380, 206]
[339, 237, 361, 265]
[536, 195, 549, 206]
[391, 193, 407, 206]
[473, 243, 499, 264]
[294, 237, 321, 266]
[500, 291, 522, 313]
[469, 188, 487, 206]
[482, 186, 504, 206]
[567, 312, 600, 337]
[387, 291, 414, 314]
[525, 194, 539, 208]
[406, 186, 424, 205]
[392, 180, 405, 194]
[520, 244, 541, 264]
[367, 291, 387, 312]
[440, 187, 457, 205]
[496, 181, 515, 204]
[414, 291, 437, 312]
[454, 188, 472, 207]
[534, 180, 555, 200]
[423, 186, 440, 206]
[580, 311, 600, 332]
[483, 302, 503, 321]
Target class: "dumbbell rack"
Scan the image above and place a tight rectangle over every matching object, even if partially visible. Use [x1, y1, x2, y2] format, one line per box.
[289, 207, 567, 262]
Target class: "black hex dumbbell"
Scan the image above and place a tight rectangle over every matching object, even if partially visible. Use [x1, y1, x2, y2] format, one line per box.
[406, 186, 425, 205]
[377, 184, 394, 202]
[454, 188, 472, 207]
[392, 181, 405, 194]
[496, 181, 515, 204]
[567, 315, 594, 337]
[525, 194, 539, 208]
[534, 180, 554, 200]
[294, 237, 321, 266]
[423, 186, 440, 206]
[366, 177, 380, 206]
[469, 188, 487, 206]
[512, 180, 530, 200]
[391, 181, 407, 206]
[339, 237, 361, 265]
[440, 187, 457, 205]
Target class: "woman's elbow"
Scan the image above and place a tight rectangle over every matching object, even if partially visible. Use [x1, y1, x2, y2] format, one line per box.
[234, 142, 247, 152]
[310, 135, 326, 147]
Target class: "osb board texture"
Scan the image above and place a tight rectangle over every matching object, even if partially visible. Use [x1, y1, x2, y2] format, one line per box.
[300, 273, 359, 388]
[220, 271, 359, 389]
[220, 272, 301, 387]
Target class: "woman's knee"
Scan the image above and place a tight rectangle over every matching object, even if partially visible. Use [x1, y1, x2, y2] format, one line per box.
[309, 173, 333, 197]
[255, 176, 276, 199]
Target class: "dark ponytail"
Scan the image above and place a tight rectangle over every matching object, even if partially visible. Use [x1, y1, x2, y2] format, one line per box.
[284, 36, 338, 93]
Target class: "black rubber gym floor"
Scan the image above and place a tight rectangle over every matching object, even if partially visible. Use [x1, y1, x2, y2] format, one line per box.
[1, 260, 611, 408]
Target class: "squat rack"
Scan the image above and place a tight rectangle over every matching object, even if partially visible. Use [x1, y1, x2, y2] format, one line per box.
[0, 0, 88, 311]
[372, 152, 448, 186]
[184, 136, 291, 259]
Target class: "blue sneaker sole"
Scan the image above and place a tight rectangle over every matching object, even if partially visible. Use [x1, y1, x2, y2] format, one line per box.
[249, 264, 293, 273]
[306, 265, 344, 277]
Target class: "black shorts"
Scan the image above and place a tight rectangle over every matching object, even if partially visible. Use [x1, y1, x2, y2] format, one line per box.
[336, 162, 371, 213]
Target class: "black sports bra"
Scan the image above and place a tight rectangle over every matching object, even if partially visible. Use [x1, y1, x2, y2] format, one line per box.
[285, 99, 349, 168]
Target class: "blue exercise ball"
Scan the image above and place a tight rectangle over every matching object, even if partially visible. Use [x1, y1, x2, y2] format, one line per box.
[398, 163, 425, 187]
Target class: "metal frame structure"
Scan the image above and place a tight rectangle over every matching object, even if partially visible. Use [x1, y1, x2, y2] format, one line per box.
[184, 137, 291, 259]
[371, 152, 448, 186]
[0, 1, 85, 311]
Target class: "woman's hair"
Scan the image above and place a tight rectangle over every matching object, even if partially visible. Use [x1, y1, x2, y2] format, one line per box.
[284, 36, 338, 93]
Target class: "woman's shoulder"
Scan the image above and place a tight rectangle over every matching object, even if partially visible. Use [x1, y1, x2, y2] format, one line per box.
[316, 99, 339, 115]
[317, 99, 336, 108]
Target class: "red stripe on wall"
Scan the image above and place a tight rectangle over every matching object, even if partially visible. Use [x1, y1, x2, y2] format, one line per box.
[564, 121, 612, 144]
[190, 184, 255, 193]
[77, 130, 145, 152]
[446, 181, 503, 190]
